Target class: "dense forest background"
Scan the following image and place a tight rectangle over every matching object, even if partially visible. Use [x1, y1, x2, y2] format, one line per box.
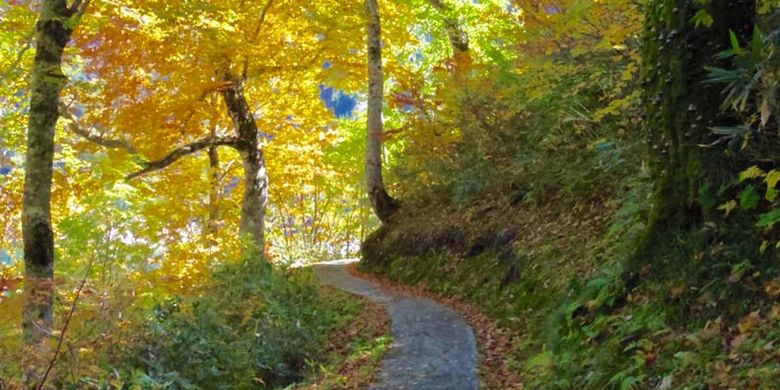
[2, 0, 780, 388]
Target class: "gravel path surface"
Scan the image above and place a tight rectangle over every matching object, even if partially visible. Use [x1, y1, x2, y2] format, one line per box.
[314, 260, 479, 390]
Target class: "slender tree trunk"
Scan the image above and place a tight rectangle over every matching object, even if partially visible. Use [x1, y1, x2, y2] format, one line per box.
[365, 0, 400, 223]
[221, 75, 269, 254]
[311, 188, 320, 253]
[239, 149, 267, 251]
[206, 100, 222, 239]
[638, 0, 755, 256]
[206, 144, 221, 241]
[22, 0, 75, 387]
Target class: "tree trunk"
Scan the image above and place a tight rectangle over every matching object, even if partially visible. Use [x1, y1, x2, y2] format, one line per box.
[365, 0, 400, 223]
[206, 144, 221, 241]
[239, 149, 268, 252]
[639, 0, 755, 255]
[221, 75, 269, 254]
[426, 0, 470, 58]
[22, 0, 75, 387]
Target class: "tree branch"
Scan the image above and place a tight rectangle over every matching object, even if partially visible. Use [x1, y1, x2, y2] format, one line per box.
[426, 0, 469, 53]
[252, 0, 276, 42]
[60, 105, 137, 153]
[58, 103, 240, 182]
[2, 29, 34, 79]
[71, 125, 138, 154]
[243, 0, 276, 77]
[252, 45, 328, 76]
[126, 136, 243, 180]
[37, 261, 93, 390]
[69, 0, 91, 18]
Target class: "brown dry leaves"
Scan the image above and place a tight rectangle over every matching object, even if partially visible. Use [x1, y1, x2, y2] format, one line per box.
[298, 286, 391, 390]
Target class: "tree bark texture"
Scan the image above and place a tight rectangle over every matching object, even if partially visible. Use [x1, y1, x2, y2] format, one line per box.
[221, 75, 269, 253]
[640, 0, 755, 249]
[365, 0, 400, 223]
[22, 0, 75, 387]
[206, 144, 221, 239]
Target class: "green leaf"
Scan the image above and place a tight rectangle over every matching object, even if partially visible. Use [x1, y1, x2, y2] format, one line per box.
[526, 350, 553, 370]
[766, 170, 780, 188]
[766, 187, 778, 202]
[739, 165, 766, 181]
[621, 375, 642, 390]
[709, 125, 750, 136]
[757, 208, 780, 228]
[673, 351, 698, 367]
[751, 27, 763, 53]
[729, 30, 742, 54]
[718, 200, 737, 216]
[705, 67, 740, 82]
[740, 185, 760, 210]
[692, 9, 713, 27]
[698, 183, 717, 209]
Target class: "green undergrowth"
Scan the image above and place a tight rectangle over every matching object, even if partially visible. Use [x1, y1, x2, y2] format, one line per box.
[56, 259, 365, 390]
[537, 225, 780, 389]
[293, 334, 390, 390]
[292, 288, 391, 389]
[361, 184, 780, 388]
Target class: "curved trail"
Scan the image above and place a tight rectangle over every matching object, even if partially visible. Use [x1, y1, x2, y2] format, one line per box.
[313, 260, 479, 390]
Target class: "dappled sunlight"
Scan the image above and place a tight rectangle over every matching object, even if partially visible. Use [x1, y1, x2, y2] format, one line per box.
[2, 0, 780, 388]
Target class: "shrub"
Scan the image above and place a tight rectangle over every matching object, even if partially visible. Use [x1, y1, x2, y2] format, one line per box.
[69, 260, 341, 390]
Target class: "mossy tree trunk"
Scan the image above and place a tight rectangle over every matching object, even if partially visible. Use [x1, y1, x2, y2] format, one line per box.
[638, 0, 755, 260]
[365, 0, 400, 223]
[22, 0, 81, 387]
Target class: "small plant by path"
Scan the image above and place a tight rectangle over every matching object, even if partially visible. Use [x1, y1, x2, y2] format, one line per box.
[294, 286, 391, 389]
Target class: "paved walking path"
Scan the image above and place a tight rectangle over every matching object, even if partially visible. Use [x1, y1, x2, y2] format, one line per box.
[313, 260, 479, 390]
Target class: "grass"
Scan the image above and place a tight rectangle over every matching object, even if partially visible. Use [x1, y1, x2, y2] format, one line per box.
[292, 286, 391, 389]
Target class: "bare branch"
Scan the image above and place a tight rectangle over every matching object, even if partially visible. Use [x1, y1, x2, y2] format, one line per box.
[126, 136, 243, 180]
[37, 261, 93, 390]
[426, 0, 447, 9]
[58, 103, 241, 181]
[0, 29, 34, 80]
[69, 0, 91, 18]
[69, 0, 83, 12]
[252, 46, 328, 76]
[70, 126, 137, 153]
[251, 0, 276, 42]
[77, 0, 91, 18]
[61, 108, 137, 154]
[69, 120, 138, 154]
[243, 0, 276, 77]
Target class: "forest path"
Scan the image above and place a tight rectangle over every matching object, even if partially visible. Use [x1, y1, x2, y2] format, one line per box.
[313, 260, 479, 390]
